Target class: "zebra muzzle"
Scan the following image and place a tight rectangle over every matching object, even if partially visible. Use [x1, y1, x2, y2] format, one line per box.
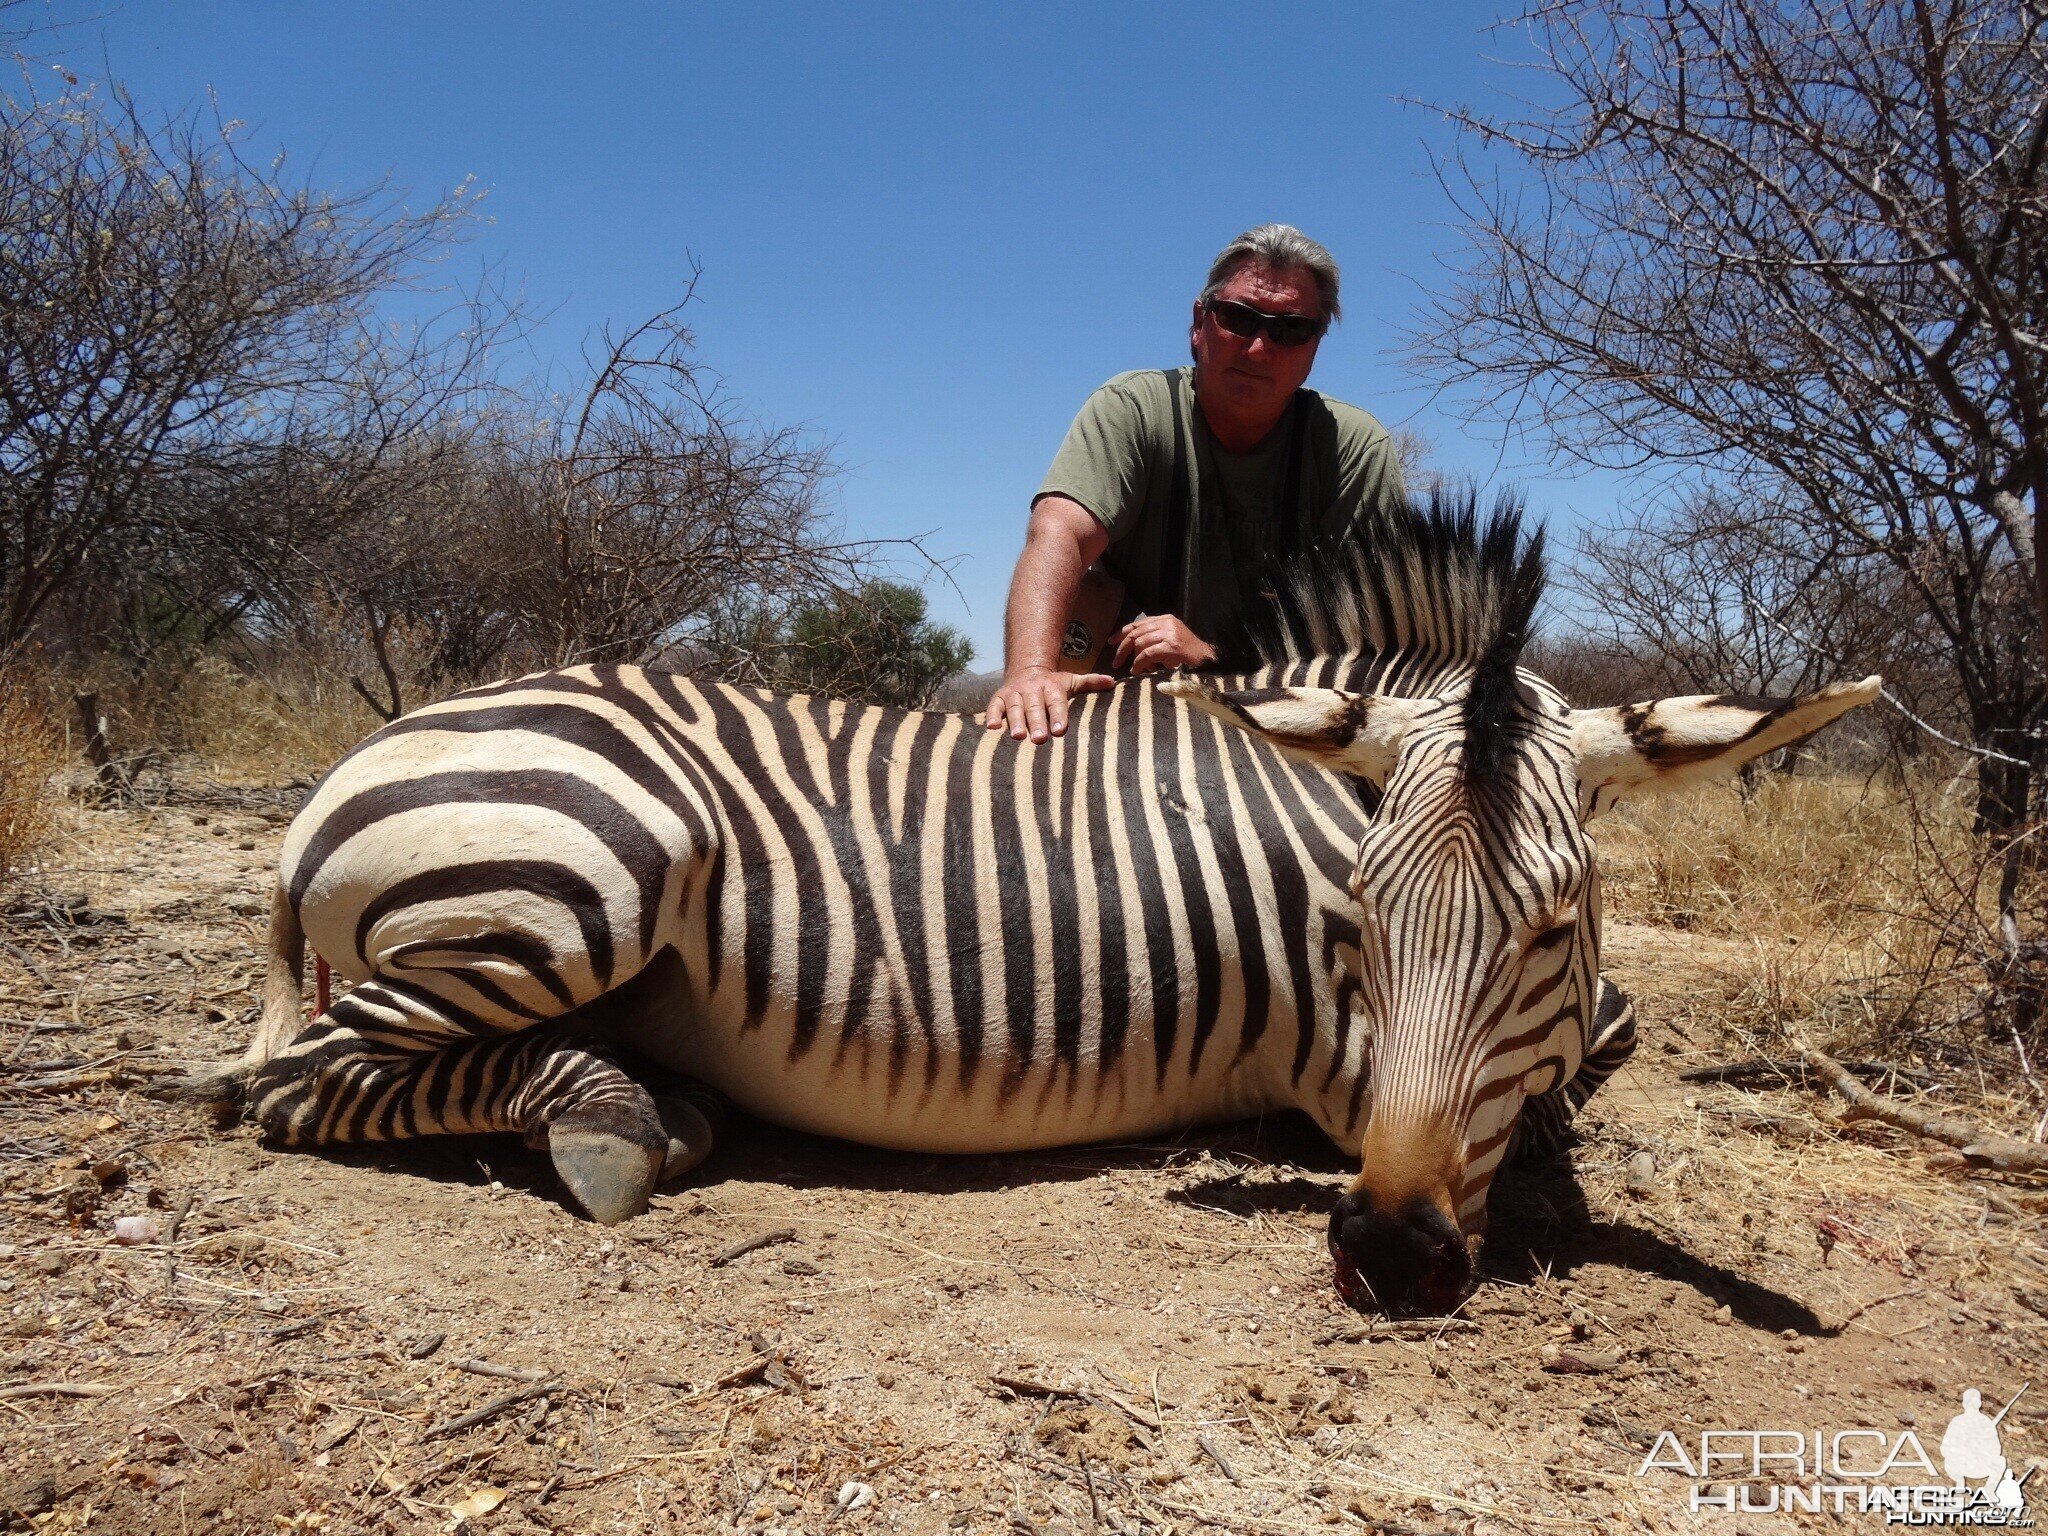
[1327, 1189, 1472, 1315]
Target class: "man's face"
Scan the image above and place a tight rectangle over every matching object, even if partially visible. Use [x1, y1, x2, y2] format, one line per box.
[1190, 261, 1325, 427]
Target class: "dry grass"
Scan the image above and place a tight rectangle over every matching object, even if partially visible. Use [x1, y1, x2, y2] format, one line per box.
[1599, 770, 1918, 938]
[0, 667, 63, 889]
[1596, 766, 2046, 1123]
[57, 650, 386, 782]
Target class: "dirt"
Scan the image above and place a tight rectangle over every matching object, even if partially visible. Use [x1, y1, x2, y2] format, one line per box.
[0, 784, 2044, 1535]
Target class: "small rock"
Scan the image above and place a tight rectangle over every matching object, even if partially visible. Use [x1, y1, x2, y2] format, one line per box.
[1539, 1343, 1624, 1374]
[836, 1480, 875, 1512]
[876, 1371, 896, 1389]
[782, 1258, 819, 1276]
[31, 1252, 65, 1275]
[90, 1158, 127, 1188]
[1, 1477, 56, 1523]
[110, 1216, 159, 1246]
[1626, 1151, 1656, 1198]
[1713, 1304, 1732, 1325]
[56, 1172, 99, 1219]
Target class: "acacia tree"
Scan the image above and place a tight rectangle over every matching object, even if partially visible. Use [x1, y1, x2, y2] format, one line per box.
[773, 579, 973, 708]
[1411, 0, 2048, 831]
[1575, 488, 1945, 709]
[481, 297, 882, 672]
[0, 81, 483, 654]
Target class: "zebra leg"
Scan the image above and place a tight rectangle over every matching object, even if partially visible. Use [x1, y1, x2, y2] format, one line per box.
[247, 980, 671, 1224]
[1508, 978, 1640, 1166]
[507, 1035, 677, 1224]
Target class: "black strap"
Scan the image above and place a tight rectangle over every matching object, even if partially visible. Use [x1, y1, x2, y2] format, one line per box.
[1163, 368, 1192, 618]
[1277, 390, 1311, 559]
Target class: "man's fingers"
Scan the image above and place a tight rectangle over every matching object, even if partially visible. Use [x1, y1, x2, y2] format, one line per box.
[1132, 640, 1184, 675]
[1112, 620, 1153, 672]
[1023, 695, 1050, 744]
[1076, 672, 1116, 693]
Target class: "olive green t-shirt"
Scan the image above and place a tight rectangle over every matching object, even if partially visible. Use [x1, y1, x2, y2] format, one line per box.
[1036, 366, 1405, 641]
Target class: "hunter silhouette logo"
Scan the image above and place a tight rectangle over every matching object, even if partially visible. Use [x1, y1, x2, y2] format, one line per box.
[1637, 1383, 2034, 1522]
[1942, 1389, 2031, 1514]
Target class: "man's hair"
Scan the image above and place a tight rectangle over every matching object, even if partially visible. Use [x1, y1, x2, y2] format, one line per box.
[1200, 224, 1341, 323]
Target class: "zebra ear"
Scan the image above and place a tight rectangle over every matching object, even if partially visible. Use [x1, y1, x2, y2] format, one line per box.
[1161, 677, 1430, 783]
[1570, 675, 1882, 815]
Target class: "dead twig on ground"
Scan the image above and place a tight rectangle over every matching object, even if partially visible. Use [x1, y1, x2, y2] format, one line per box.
[0, 1381, 115, 1401]
[1196, 1431, 1241, 1484]
[420, 1382, 564, 1441]
[1315, 1318, 1480, 1346]
[988, 1373, 1160, 1436]
[1793, 1041, 2048, 1173]
[989, 1374, 1083, 1403]
[709, 1227, 797, 1266]
[1680, 1056, 1933, 1089]
[449, 1358, 546, 1383]
[0, 938, 53, 989]
[1820, 1286, 1925, 1336]
[163, 1191, 194, 1297]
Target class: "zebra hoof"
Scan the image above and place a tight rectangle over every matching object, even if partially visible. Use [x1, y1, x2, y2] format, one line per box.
[548, 1119, 664, 1226]
[653, 1095, 717, 1183]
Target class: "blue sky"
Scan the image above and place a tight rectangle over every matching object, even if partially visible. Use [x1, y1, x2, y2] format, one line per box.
[34, 2, 1624, 664]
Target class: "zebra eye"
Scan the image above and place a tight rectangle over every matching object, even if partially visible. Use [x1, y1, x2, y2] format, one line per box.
[1523, 904, 1579, 944]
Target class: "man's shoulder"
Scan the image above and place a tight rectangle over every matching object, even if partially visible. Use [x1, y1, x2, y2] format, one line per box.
[1065, 368, 1182, 447]
[1089, 367, 1182, 409]
[1304, 389, 1394, 450]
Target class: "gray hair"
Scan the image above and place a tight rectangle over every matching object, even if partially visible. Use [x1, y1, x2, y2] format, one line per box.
[1201, 224, 1341, 324]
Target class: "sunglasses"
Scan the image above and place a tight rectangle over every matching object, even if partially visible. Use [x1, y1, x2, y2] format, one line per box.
[1203, 297, 1326, 348]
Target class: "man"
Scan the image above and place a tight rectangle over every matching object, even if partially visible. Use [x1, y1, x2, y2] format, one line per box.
[985, 224, 1406, 743]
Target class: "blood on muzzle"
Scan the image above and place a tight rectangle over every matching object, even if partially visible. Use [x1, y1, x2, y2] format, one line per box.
[1327, 1188, 1473, 1315]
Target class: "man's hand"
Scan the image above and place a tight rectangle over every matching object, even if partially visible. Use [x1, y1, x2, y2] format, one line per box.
[984, 664, 1115, 743]
[1111, 614, 1217, 675]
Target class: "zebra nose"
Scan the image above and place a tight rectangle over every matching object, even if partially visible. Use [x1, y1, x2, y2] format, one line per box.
[1327, 1190, 1473, 1315]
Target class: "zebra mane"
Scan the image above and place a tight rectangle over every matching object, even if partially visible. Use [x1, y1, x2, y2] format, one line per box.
[1219, 486, 1547, 778]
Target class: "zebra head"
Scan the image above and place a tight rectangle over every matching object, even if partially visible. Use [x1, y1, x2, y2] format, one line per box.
[1166, 493, 1881, 1314]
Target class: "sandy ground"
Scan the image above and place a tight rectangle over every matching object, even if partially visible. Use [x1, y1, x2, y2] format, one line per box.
[1, 782, 2045, 1535]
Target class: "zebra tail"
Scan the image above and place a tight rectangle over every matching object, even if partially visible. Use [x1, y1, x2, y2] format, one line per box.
[163, 882, 304, 1109]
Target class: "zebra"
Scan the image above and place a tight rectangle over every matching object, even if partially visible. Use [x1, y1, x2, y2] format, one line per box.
[195, 491, 1877, 1314]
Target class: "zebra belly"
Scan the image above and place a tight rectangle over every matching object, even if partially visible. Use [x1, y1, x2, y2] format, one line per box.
[614, 963, 1286, 1153]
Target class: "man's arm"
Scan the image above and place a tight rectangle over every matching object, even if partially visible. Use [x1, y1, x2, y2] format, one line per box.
[984, 494, 1113, 743]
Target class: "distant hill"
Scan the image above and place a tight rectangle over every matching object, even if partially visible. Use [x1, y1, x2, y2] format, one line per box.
[927, 669, 1002, 714]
